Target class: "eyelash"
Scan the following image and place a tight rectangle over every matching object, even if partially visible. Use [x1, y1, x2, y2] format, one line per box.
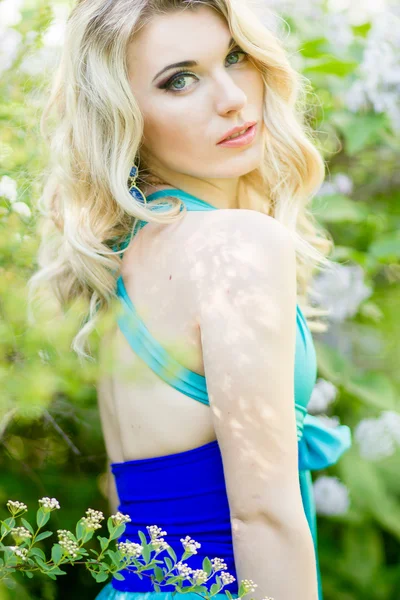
[159, 48, 249, 93]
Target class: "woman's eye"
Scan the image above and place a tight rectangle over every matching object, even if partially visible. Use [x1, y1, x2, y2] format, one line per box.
[166, 73, 197, 92]
[225, 50, 247, 66]
[162, 49, 248, 93]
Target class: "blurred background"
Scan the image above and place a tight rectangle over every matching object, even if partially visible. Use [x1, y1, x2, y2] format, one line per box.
[0, 0, 399, 598]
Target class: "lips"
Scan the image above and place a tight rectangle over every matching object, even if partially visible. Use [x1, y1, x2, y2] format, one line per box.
[217, 121, 257, 144]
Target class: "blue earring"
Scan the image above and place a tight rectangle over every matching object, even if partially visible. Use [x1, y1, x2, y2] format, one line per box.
[128, 164, 147, 204]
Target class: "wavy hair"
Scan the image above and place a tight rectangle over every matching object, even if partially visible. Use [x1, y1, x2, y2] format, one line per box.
[28, 0, 334, 362]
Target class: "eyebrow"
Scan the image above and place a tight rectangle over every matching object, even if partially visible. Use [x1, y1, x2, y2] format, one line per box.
[152, 36, 236, 83]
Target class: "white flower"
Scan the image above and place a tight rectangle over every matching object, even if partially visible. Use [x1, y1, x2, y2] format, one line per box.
[191, 569, 209, 584]
[316, 415, 341, 428]
[334, 173, 354, 196]
[210, 557, 228, 571]
[11, 526, 32, 540]
[354, 411, 400, 461]
[6, 500, 27, 514]
[146, 525, 167, 540]
[175, 561, 193, 578]
[9, 546, 29, 561]
[307, 378, 338, 414]
[0, 175, 17, 203]
[313, 475, 350, 515]
[117, 540, 143, 557]
[241, 579, 258, 593]
[39, 497, 60, 511]
[180, 535, 201, 554]
[310, 264, 372, 322]
[220, 571, 236, 586]
[111, 512, 131, 526]
[11, 202, 31, 220]
[0, 0, 23, 29]
[0, 28, 21, 74]
[57, 529, 80, 559]
[81, 508, 104, 530]
[380, 411, 400, 445]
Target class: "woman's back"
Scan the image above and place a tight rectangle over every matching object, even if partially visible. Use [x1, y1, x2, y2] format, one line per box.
[95, 188, 352, 600]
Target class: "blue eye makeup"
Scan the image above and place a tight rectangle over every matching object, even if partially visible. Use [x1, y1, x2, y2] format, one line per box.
[157, 47, 248, 94]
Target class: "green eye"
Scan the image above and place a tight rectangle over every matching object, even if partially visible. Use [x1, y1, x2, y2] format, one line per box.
[226, 49, 248, 65]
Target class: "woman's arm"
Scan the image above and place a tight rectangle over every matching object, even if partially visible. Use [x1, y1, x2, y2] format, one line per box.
[191, 209, 318, 600]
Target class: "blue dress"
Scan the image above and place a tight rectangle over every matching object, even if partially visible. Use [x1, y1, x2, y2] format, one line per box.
[95, 188, 352, 600]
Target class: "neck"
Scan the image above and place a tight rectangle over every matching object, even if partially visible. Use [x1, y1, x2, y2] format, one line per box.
[140, 163, 240, 210]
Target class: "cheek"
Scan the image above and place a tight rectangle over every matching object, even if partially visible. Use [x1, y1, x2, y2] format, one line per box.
[142, 98, 207, 162]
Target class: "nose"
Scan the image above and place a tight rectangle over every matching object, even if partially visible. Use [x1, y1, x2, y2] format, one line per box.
[214, 70, 247, 116]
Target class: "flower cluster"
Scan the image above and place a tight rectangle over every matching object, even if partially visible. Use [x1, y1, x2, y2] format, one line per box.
[117, 540, 143, 558]
[180, 535, 201, 554]
[11, 526, 32, 541]
[211, 557, 228, 571]
[6, 500, 27, 515]
[146, 525, 169, 551]
[57, 530, 80, 559]
[8, 546, 29, 561]
[81, 508, 104, 530]
[146, 525, 167, 540]
[175, 561, 193, 577]
[191, 568, 209, 584]
[241, 579, 258, 593]
[110, 512, 132, 526]
[39, 497, 60, 511]
[220, 572, 236, 586]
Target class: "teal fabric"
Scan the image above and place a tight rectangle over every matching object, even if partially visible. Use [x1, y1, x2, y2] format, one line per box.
[97, 188, 352, 600]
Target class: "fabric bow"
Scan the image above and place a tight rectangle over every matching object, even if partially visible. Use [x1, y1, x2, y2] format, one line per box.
[298, 413, 352, 471]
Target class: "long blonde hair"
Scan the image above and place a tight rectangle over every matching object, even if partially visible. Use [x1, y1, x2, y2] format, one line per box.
[28, 0, 334, 361]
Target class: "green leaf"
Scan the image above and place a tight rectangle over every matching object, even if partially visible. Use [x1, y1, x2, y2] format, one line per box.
[36, 556, 51, 570]
[298, 37, 327, 58]
[35, 530, 53, 543]
[21, 519, 35, 535]
[210, 583, 221, 595]
[225, 591, 233, 600]
[75, 520, 85, 540]
[94, 572, 109, 583]
[166, 545, 177, 562]
[303, 55, 358, 77]
[51, 544, 63, 564]
[332, 112, 388, 155]
[369, 233, 400, 261]
[46, 573, 57, 580]
[164, 556, 173, 571]
[312, 194, 369, 223]
[105, 549, 121, 568]
[138, 530, 148, 546]
[109, 524, 126, 541]
[49, 566, 67, 575]
[97, 536, 109, 552]
[345, 371, 396, 410]
[36, 508, 50, 529]
[113, 572, 126, 581]
[154, 584, 161, 592]
[28, 547, 46, 561]
[1, 517, 15, 536]
[24, 571, 34, 578]
[154, 566, 164, 582]
[142, 544, 150, 564]
[202, 557, 212, 576]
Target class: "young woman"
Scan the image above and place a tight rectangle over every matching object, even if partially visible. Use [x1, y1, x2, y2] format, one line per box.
[29, 1, 352, 599]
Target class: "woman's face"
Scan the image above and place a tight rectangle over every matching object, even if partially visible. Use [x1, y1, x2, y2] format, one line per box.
[127, 6, 265, 182]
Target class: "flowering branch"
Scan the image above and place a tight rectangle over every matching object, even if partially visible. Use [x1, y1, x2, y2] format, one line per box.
[0, 498, 274, 600]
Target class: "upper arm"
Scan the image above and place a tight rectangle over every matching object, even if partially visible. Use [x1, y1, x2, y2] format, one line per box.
[191, 210, 304, 526]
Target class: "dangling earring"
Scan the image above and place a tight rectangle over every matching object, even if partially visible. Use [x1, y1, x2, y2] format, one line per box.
[127, 163, 147, 204]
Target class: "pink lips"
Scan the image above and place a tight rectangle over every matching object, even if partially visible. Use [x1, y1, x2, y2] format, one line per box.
[217, 123, 257, 148]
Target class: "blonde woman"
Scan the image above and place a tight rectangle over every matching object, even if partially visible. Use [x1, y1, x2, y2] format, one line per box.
[29, 1, 352, 599]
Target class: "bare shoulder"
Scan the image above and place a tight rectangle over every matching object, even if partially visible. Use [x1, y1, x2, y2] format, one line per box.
[185, 208, 302, 526]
